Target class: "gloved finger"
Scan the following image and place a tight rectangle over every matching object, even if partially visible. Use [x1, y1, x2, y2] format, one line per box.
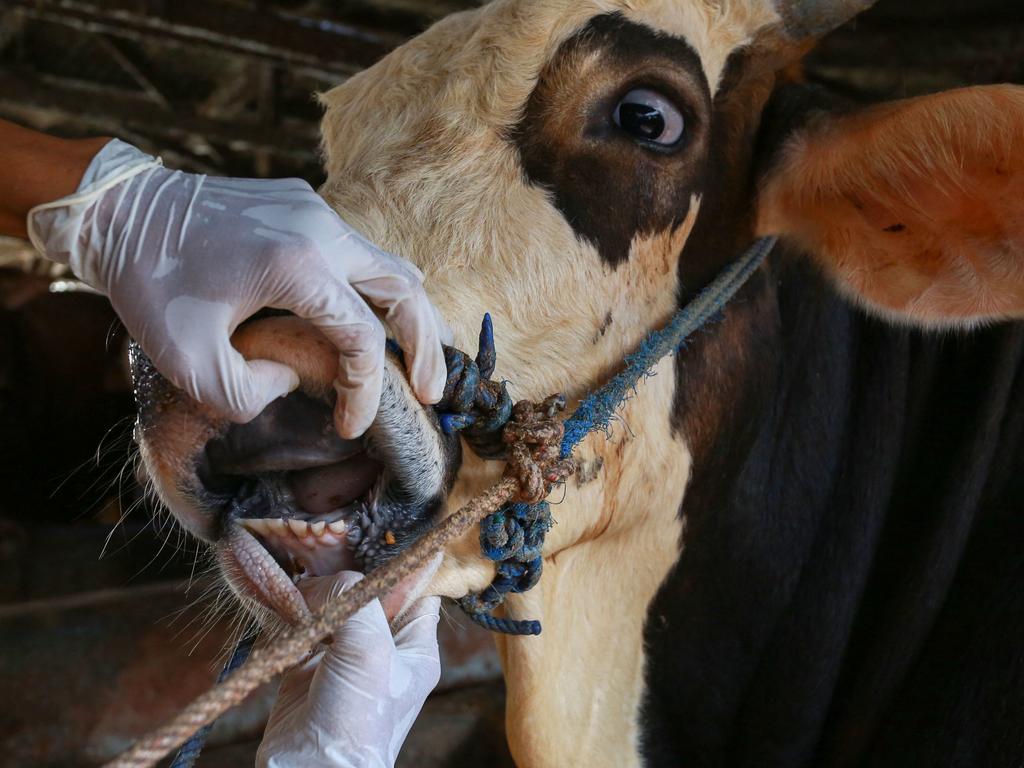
[162, 339, 300, 423]
[383, 552, 443, 625]
[339, 239, 446, 406]
[394, 596, 442, 699]
[328, 320, 385, 439]
[281, 281, 387, 439]
[312, 599, 397, 710]
[432, 305, 455, 347]
[297, 572, 396, 681]
[268, 650, 322, 725]
[393, 596, 442, 653]
[364, 282, 446, 407]
[297, 571, 364, 613]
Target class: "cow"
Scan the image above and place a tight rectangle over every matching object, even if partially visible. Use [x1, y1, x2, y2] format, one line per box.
[131, 1, 1024, 765]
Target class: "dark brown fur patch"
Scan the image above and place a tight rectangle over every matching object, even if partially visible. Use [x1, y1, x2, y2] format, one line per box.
[510, 13, 712, 267]
[671, 46, 782, 457]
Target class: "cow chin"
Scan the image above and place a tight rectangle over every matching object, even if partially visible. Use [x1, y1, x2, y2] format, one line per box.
[132, 315, 460, 627]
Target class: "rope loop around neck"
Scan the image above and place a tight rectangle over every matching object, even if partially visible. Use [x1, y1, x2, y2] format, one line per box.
[454, 236, 778, 634]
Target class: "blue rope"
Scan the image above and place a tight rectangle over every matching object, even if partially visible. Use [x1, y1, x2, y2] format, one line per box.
[169, 626, 259, 768]
[457, 501, 551, 635]
[560, 237, 776, 456]
[458, 237, 777, 634]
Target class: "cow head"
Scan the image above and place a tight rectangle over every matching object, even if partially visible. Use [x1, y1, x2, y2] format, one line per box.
[134, 1, 1024, 764]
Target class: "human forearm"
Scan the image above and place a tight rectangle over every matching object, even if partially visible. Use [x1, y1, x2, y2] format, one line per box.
[0, 119, 109, 239]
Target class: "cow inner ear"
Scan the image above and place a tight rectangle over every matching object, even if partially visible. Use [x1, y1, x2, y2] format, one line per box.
[755, 84, 1024, 327]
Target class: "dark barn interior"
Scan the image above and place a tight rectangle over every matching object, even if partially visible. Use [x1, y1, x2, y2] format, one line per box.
[0, 1, 1022, 765]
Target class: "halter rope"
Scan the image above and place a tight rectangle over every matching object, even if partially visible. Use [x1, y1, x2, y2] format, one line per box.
[446, 236, 777, 633]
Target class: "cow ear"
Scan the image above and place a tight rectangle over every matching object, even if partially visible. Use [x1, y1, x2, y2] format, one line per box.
[756, 85, 1024, 327]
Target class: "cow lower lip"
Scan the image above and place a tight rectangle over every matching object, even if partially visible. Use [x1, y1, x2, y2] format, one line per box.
[219, 526, 312, 625]
[216, 452, 385, 622]
[220, 513, 363, 624]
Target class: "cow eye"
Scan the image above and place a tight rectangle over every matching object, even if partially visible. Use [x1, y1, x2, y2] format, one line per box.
[613, 88, 685, 148]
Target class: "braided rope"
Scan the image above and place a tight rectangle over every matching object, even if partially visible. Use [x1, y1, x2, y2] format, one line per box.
[104, 236, 775, 766]
[559, 237, 776, 454]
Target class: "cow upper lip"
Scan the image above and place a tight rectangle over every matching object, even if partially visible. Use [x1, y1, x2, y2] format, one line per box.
[202, 391, 364, 482]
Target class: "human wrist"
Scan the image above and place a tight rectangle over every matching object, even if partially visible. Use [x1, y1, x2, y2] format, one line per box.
[0, 129, 110, 240]
[26, 139, 163, 283]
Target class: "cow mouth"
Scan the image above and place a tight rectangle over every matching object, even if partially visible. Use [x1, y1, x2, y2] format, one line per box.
[200, 386, 454, 625]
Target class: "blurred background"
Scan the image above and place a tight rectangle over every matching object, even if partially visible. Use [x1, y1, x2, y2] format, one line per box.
[0, 0, 1021, 765]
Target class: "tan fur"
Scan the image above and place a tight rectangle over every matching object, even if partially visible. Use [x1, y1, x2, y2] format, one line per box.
[495, 358, 690, 767]
[757, 85, 1024, 327]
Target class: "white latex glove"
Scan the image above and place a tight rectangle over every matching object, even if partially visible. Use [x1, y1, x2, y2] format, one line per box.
[257, 572, 442, 768]
[27, 139, 447, 436]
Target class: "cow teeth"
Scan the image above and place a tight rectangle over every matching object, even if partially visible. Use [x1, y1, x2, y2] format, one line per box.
[328, 520, 346, 535]
[267, 518, 287, 535]
[239, 518, 266, 535]
[288, 519, 308, 537]
[311, 521, 326, 536]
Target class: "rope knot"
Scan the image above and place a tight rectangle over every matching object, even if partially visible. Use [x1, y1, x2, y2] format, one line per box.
[503, 394, 576, 504]
[430, 315, 575, 635]
[434, 313, 513, 459]
[459, 391, 574, 635]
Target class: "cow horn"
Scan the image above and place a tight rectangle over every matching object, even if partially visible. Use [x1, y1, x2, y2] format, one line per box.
[774, 0, 879, 39]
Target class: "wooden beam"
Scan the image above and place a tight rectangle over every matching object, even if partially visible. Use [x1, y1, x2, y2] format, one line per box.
[0, 67, 319, 162]
[9, 0, 405, 76]
[807, 17, 1024, 98]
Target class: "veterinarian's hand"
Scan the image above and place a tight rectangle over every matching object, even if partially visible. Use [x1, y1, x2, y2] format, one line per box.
[256, 572, 442, 768]
[27, 138, 447, 436]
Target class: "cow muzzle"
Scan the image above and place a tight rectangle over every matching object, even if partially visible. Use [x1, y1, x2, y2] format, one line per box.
[132, 315, 460, 625]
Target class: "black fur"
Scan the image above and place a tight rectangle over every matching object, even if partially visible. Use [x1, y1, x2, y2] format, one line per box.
[642, 251, 1024, 767]
[641, 73, 1024, 768]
